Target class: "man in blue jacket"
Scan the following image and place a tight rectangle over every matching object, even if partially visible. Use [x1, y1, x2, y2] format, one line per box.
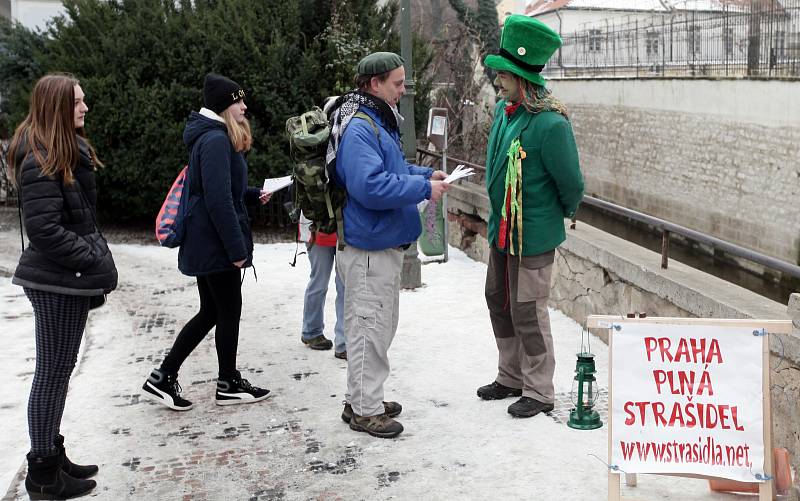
[328, 52, 449, 438]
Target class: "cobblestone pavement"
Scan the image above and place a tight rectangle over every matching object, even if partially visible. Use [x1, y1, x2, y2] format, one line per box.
[0, 230, 728, 501]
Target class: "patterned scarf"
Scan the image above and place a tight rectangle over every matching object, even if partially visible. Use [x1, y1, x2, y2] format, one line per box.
[325, 90, 397, 171]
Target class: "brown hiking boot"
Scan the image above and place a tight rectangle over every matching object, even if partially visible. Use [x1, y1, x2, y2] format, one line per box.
[349, 412, 404, 438]
[341, 401, 402, 423]
[301, 335, 333, 350]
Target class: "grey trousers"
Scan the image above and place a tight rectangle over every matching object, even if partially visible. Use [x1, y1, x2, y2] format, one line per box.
[336, 245, 404, 417]
[485, 247, 556, 404]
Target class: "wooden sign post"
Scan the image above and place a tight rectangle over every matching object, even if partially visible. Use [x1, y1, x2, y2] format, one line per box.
[586, 316, 792, 501]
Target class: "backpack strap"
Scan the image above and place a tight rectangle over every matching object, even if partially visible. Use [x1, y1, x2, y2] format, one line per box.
[323, 189, 346, 252]
[353, 111, 381, 146]
[335, 111, 380, 251]
[335, 204, 345, 251]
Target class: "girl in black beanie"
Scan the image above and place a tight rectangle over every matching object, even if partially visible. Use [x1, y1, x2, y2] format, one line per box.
[141, 74, 272, 411]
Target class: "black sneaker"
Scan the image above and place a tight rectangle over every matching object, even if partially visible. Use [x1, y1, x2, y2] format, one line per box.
[215, 374, 271, 406]
[507, 397, 554, 418]
[302, 334, 333, 350]
[341, 401, 402, 423]
[141, 368, 193, 411]
[477, 381, 523, 400]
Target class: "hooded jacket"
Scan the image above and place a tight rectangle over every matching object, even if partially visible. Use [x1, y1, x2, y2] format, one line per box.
[178, 111, 260, 276]
[12, 137, 118, 296]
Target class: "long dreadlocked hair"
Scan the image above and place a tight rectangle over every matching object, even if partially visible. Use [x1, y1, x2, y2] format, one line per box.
[514, 74, 569, 119]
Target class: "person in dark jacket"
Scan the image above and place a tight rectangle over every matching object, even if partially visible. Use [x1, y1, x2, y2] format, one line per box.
[7, 73, 117, 499]
[141, 74, 271, 411]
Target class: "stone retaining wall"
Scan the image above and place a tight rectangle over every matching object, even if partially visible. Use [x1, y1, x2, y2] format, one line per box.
[447, 183, 800, 497]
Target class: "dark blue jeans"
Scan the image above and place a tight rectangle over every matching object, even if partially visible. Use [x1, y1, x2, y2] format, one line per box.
[301, 244, 345, 353]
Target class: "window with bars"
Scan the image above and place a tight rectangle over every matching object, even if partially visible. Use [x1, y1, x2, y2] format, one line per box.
[688, 24, 701, 58]
[775, 30, 786, 60]
[646, 31, 659, 59]
[723, 27, 734, 56]
[588, 29, 602, 52]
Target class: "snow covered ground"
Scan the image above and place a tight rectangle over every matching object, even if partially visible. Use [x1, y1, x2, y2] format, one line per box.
[0, 242, 739, 500]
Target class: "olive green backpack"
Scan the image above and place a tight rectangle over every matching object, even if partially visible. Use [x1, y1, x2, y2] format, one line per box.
[286, 106, 378, 245]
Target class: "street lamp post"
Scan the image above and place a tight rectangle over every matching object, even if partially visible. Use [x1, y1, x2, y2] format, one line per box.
[399, 0, 421, 289]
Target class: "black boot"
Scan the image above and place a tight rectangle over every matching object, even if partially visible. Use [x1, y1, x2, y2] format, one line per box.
[507, 396, 554, 418]
[477, 381, 522, 400]
[55, 435, 98, 479]
[26, 451, 96, 500]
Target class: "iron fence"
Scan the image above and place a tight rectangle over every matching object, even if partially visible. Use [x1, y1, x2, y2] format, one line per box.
[543, 0, 800, 78]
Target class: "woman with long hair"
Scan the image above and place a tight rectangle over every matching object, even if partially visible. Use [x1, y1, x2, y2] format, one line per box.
[142, 73, 271, 411]
[8, 73, 117, 499]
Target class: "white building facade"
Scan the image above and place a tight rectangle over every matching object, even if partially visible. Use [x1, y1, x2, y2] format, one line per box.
[3, 0, 64, 30]
[525, 0, 799, 78]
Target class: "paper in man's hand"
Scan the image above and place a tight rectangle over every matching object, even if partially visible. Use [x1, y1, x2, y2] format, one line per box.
[263, 175, 292, 193]
[444, 164, 475, 184]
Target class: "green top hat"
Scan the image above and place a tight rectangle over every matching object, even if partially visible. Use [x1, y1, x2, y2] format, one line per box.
[484, 15, 561, 87]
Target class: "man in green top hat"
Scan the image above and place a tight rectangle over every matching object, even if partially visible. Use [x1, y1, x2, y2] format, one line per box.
[476, 15, 585, 418]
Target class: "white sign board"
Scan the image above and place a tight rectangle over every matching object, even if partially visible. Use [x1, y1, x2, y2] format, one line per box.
[430, 116, 446, 136]
[427, 108, 448, 151]
[611, 322, 765, 482]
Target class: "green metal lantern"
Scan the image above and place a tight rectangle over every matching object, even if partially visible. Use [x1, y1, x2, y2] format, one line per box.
[568, 329, 603, 430]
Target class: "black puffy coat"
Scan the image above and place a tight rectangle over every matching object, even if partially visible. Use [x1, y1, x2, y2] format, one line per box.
[12, 137, 118, 296]
[177, 112, 260, 276]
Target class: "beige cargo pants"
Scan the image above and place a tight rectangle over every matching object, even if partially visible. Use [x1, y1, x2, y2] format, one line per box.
[336, 245, 404, 417]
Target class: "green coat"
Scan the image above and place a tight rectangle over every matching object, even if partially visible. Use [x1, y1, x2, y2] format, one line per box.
[485, 100, 584, 256]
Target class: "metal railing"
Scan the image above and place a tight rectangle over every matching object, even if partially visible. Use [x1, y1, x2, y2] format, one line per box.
[543, 0, 800, 79]
[417, 148, 486, 182]
[581, 196, 800, 279]
[416, 147, 800, 279]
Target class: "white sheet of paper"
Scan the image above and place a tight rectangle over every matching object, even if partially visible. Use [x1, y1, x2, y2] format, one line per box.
[263, 175, 292, 193]
[444, 164, 475, 184]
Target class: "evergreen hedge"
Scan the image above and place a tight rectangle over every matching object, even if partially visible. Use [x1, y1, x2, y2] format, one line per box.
[0, 0, 433, 222]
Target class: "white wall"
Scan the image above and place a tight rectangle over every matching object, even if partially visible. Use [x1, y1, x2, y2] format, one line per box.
[497, 0, 527, 22]
[10, 0, 64, 30]
[548, 77, 800, 262]
[550, 77, 799, 127]
[537, 9, 665, 36]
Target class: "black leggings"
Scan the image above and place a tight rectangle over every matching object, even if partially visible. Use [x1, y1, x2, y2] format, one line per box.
[24, 288, 90, 455]
[160, 269, 242, 379]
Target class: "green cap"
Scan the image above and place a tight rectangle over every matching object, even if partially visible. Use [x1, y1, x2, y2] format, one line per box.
[356, 52, 404, 76]
[484, 15, 561, 87]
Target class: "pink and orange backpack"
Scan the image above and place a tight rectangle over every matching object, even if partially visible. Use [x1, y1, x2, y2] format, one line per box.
[155, 165, 191, 248]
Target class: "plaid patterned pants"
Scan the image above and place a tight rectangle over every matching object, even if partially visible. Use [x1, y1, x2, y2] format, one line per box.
[24, 288, 90, 455]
